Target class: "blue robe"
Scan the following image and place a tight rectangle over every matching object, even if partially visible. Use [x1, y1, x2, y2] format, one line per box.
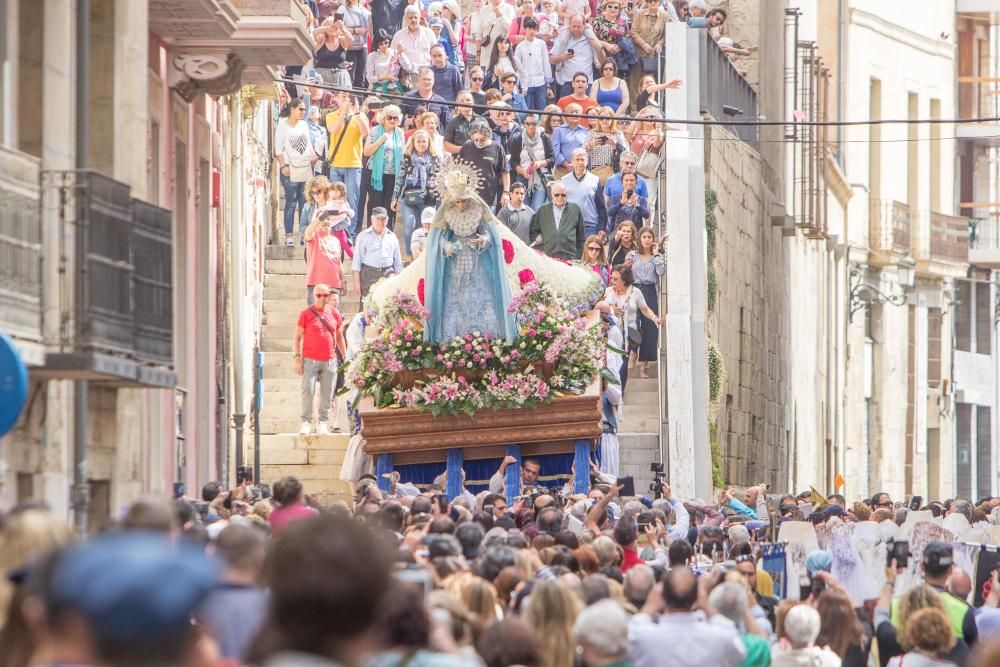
[423, 220, 518, 344]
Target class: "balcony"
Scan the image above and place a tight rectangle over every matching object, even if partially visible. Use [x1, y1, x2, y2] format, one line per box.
[36, 171, 175, 387]
[868, 199, 911, 265]
[913, 211, 970, 277]
[157, 0, 312, 99]
[957, 79, 1000, 145]
[697, 30, 758, 147]
[0, 145, 43, 365]
[969, 216, 1000, 268]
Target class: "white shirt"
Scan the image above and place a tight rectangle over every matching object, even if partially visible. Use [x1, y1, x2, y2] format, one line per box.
[512, 36, 552, 89]
[274, 119, 316, 166]
[391, 25, 437, 69]
[629, 613, 747, 667]
[552, 203, 566, 230]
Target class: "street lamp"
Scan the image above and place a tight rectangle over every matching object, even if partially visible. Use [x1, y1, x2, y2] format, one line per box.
[849, 256, 916, 321]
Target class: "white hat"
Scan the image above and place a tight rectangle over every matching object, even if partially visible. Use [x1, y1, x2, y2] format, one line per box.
[421, 207, 437, 225]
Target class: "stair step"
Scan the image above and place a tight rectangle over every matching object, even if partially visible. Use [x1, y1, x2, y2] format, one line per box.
[261, 416, 352, 434]
[623, 404, 660, 420]
[266, 258, 308, 275]
[266, 245, 307, 260]
[264, 285, 312, 300]
[624, 378, 658, 393]
[261, 338, 294, 352]
[263, 299, 361, 316]
[618, 417, 661, 434]
[260, 463, 343, 481]
[262, 324, 298, 340]
[259, 433, 352, 449]
[266, 273, 311, 289]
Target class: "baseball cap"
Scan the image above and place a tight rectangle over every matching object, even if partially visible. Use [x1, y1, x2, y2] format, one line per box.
[428, 17, 446, 28]
[923, 541, 953, 569]
[421, 207, 436, 225]
[371, 206, 389, 219]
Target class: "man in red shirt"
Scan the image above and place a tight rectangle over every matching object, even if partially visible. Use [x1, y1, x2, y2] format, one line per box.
[556, 72, 598, 128]
[293, 284, 347, 436]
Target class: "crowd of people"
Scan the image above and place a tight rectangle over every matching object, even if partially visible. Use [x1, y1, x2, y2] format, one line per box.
[7, 481, 1000, 667]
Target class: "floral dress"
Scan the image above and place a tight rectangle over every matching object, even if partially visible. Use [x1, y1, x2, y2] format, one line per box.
[593, 14, 631, 43]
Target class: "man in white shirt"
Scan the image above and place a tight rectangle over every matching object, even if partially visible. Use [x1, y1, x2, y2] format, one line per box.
[550, 14, 604, 97]
[629, 569, 747, 667]
[512, 18, 552, 112]
[488, 456, 542, 496]
[477, 0, 515, 66]
[391, 6, 436, 72]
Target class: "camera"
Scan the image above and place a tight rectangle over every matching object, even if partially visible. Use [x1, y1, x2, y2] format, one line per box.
[236, 465, 253, 486]
[649, 462, 665, 499]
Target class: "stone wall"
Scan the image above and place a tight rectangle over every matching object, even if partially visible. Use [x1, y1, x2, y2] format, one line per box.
[705, 125, 792, 488]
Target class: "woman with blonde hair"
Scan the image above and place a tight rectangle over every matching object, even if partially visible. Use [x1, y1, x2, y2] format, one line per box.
[626, 106, 666, 214]
[541, 103, 564, 136]
[391, 128, 442, 258]
[591, 535, 623, 569]
[0, 507, 74, 627]
[523, 580, 582, 667]
[363, 104, 405, 221]
[456, 574, 502, 625]
[584, 107, 628, 185]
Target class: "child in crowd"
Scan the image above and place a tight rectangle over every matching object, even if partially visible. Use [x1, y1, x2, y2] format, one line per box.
[323, 181, 355, 260]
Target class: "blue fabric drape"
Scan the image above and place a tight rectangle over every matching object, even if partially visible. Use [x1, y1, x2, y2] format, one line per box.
[395, 452, 576, 494]
[422, 221, 518, 344]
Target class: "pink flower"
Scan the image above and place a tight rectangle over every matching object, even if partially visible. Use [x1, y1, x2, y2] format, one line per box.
[357, 379, 366, 387]
[446, 361, 454, 369]
[464, 343, 473, 352]
[417, 279, 425, 306]
[502, 239, 515, 264]
[436, 354, 444, 361]
[405, 332, 413, 341]
[518, 269, 536, 287]
[473, 354, 481, 363]
[465, 333, 474, 341]
[411, 349, 420, 356]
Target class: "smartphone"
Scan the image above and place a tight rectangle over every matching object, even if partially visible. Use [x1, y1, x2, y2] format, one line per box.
[619, 476, 636, 497]
[907, 495, 923, 511]
[625, 190, 634, 198]
[394, 567, 433, 596]
[566, 48, 575, 55]
[886, 538, 910, 569]
[525, 495, 535, 509]
[368, 100, 385, 111]
[307, 68, 318, 81]
[334, 12, 345, 21]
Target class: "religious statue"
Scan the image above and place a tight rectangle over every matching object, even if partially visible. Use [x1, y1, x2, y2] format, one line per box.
[423, 160, 519, 343]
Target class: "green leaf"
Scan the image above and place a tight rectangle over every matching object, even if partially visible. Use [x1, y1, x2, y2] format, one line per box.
[607, 343, 626, 356]
[600, 367, 622, 385]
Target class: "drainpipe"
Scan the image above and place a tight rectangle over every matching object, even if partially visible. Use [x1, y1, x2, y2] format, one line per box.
[72, 0, 90, 537]
[230, 95, 248, 485]
[837, 0, 846, 161]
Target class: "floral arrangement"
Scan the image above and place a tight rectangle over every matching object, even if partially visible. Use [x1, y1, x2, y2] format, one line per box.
[349, 282, 605, 416]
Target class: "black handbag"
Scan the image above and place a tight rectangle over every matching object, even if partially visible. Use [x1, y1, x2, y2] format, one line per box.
[628, 325, 642, 348]
[402, 187, 426, 207]
[640, 55, 659, 73]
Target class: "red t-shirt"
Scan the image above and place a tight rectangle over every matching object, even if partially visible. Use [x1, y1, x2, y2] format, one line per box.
[306, 231, 344, 289]
[557, 95, 598, 128]
[268, 502, 318, 535]
[297, 306, 342, 361]
[620, 546, 644, 573]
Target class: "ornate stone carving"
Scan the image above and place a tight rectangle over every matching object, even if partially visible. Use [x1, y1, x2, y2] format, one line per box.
[170, 53, 246, 102]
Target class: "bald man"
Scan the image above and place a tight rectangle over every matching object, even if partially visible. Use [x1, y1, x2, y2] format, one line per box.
[948, 569, 973, 602]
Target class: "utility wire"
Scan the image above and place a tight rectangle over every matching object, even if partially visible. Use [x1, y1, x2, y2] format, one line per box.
[276, 77, 1000, 128]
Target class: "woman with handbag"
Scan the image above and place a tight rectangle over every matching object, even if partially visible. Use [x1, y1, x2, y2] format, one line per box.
[603, 264, 660, 392]
[391, 129, 442, 258]
[627, 107, 666, 218]
[584, 107, 629, 185]
[364, 105, 406, 226]
[629, 0, 671, 97]
[275, 98, 318, 246]
[625, 227, 665, 378]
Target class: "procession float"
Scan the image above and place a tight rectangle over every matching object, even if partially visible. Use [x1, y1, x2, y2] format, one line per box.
[347, 160, 610, 501]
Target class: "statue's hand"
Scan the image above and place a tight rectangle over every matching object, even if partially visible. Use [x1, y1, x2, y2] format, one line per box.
[443, 241, 456, 257]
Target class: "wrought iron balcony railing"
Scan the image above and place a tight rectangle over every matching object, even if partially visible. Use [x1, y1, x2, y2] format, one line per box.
[697, 29, 758, 147]
[0, 145, 42, 342]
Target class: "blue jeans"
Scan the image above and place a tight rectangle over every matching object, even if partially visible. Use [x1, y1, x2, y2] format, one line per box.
[328, 166, 362, 236]
[526, 184, 548, 212]
[280, 173, 305, 236]
[525, 85, 548, 113]
[400, 200, 425, 257]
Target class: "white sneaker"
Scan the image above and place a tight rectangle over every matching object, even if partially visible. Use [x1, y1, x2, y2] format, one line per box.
[298, 421, 312, 436]
[285, 238, 295, 247]
[316, 422, 330, 435]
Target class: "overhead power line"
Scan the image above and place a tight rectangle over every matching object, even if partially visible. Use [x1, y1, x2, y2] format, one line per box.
[274, 77, 1000, 129]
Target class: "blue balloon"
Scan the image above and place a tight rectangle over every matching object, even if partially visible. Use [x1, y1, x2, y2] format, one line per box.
[0, 331, 29, 437]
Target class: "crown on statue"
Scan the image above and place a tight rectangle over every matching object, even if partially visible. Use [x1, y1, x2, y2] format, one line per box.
[433, 159, 484, 202]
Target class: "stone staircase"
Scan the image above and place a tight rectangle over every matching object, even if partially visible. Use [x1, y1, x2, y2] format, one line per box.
[257, 245, 357, 504]
[617, 369, 664, 495]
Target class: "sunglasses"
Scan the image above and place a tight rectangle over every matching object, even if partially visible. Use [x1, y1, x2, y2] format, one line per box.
[587, 246, 602, 251]
[386, 115, 401, 120]
[605, 4, 619, 8]
[471, 76, 484, 81]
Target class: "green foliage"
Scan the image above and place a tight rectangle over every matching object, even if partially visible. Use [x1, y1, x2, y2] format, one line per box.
[705, 187, 718, 311]
[707, 338, 724, 404]
[710, 423, 725, 489]
[707, 267, 717, 313]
